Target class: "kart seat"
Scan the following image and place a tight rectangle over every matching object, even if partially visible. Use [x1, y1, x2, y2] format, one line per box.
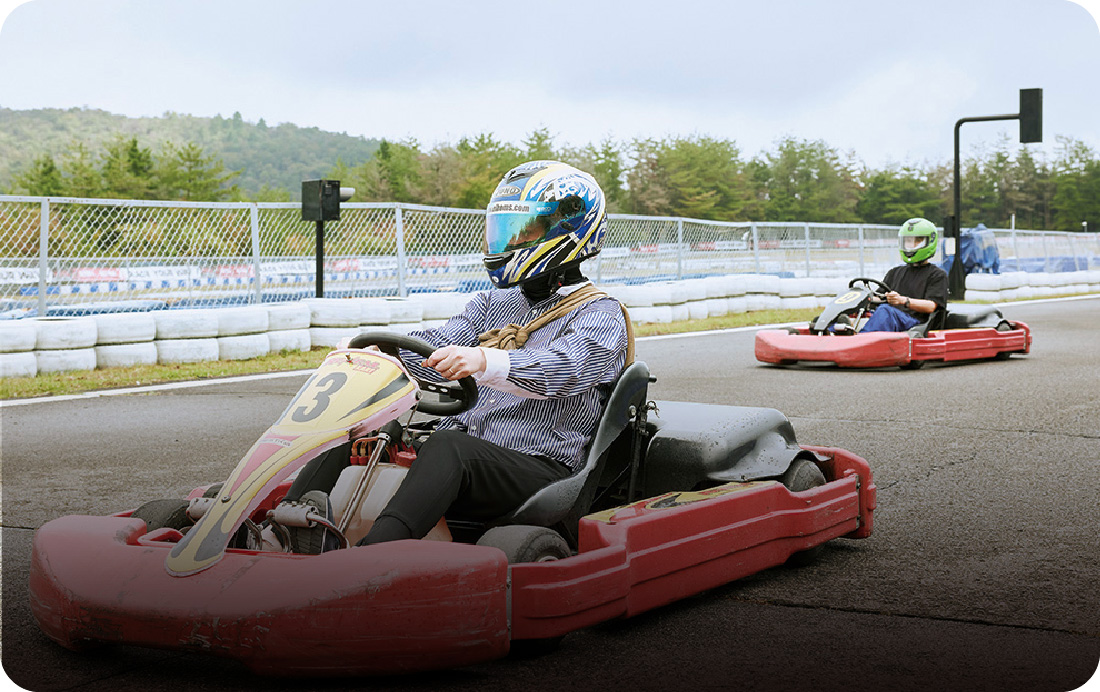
[496, 360, 652, 531]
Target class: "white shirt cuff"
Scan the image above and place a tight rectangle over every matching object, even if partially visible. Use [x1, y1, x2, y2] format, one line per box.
[474, 347, 510, 387]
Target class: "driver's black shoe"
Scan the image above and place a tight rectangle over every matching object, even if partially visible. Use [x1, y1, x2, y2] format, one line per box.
[284, 490, 341, 554]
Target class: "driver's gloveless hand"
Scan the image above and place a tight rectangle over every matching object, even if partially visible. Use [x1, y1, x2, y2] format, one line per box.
[425, 346, 487, 380]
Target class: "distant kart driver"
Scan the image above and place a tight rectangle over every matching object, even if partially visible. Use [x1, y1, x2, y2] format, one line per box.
[854, 217, 948, 333]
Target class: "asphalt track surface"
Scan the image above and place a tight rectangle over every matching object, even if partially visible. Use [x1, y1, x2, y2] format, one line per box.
[3, 297, 1098, 692]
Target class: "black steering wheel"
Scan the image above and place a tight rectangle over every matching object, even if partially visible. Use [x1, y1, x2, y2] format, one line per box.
[348, 331, 478, 417]
[848, 277, 891, 300]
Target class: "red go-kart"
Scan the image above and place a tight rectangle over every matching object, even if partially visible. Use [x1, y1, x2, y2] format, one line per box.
[30, 331, 876, 676]
[755, 277, 1031, 369]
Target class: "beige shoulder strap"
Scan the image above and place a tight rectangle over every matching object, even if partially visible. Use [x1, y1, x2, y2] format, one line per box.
[478, 284, 635, 365]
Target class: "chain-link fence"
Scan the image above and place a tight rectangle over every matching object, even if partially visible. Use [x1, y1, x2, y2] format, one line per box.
[2, 195, 1097, 316]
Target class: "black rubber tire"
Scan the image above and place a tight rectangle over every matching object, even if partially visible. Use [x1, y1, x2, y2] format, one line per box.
[781, 458, 827, 567]
[900, 359, 926, 370]
[478, 526, 571, 656]
[476, 525, 571, 563]
[130, 498, 192, 531]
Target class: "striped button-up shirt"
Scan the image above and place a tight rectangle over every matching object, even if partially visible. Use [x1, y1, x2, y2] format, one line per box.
[404, 282, 628, 471]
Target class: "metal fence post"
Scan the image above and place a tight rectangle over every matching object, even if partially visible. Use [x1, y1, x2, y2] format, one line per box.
[804, 222, 811, 277]
[857, 225, 865, 277]
[249, 204, 263, 304]
[37, 198, 49, 316]
[676, 218, 684, 280]
[1041, 232, 1051, 273]
[394, 204, 408, 297]
[1066, 232, 1080, 271]
[751, 222, 760, 274]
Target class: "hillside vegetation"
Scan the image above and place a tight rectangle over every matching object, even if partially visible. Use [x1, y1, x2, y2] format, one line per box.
[0, 107, 379, 198]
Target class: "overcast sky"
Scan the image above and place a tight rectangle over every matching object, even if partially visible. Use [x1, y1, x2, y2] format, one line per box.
[1, 0, 1098, 170]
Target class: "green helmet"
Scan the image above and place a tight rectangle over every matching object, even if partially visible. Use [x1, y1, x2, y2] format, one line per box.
[898, 217, 939, 264]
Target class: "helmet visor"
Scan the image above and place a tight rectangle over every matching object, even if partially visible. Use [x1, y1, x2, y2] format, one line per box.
[484, 200, 580, 254]
[903, 236, 929, 252]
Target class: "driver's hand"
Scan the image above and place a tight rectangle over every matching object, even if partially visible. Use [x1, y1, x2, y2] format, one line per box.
[425, 345, 486, 380]
[884, 291, 905, 306]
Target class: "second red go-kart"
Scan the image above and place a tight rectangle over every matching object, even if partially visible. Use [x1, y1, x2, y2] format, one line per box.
[30, 331, 876, 676]
[755, 277, 1032, 369]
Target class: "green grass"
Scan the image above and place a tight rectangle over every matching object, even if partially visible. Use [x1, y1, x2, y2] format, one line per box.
[1, 308, 823, 401]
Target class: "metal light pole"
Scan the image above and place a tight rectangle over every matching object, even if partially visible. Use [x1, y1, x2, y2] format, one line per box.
[948, 88, 1042, 299]
[301, 180, 355, 298]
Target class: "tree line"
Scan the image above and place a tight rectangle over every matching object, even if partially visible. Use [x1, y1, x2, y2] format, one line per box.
[331, 129, 1100, 232]
[6, 123, 1098, 232]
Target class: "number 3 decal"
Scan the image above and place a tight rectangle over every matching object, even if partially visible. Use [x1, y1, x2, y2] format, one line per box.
[291, 372, 348, 422]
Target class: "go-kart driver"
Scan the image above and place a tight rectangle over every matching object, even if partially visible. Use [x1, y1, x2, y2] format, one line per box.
[854, 217, 948, 333]
[278, 161, 630, 552]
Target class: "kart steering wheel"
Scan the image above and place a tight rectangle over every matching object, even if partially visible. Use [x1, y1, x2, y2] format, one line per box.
[348, 331, 478, 417]
[848, 277, 892, 300]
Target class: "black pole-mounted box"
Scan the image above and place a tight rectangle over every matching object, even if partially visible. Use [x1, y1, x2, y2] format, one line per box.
[1019, 88, 1043, 144]
[302, 179, 342, 222]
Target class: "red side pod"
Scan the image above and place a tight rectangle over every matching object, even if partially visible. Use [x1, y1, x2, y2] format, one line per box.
[509, 446, 875, 640]
[911, 322, 1032, 362]
[29, 518, 509, 676]
[755, 329, 912, 367]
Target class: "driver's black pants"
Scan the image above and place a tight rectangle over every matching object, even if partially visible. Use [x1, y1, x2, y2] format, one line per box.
[284, 430, 571, 544]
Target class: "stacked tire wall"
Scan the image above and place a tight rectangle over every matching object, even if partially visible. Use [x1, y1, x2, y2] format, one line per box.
[4, 272, 1099, 377]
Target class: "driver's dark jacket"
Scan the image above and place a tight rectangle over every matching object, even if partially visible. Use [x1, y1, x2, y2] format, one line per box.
[884, 263, 948, 318]
[401, 283, 628, 472]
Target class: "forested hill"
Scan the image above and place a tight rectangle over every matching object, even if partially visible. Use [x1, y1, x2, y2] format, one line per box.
[0, 107, 380, 198]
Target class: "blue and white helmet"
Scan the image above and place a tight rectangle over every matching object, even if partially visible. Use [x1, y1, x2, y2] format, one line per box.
[483, 160, 608, 288]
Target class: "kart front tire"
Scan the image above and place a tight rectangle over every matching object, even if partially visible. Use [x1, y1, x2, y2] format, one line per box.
[130, 498, 192, 531]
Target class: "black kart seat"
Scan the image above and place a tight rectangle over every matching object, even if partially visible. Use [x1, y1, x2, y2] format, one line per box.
[502, 361, 652, 528]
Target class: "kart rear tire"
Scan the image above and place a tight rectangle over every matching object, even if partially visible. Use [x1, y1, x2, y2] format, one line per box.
[781, 458, 827, 567]
[478, 526, 570, 656]
[900, 359, 925, 370]
[130, 498, 192, 531]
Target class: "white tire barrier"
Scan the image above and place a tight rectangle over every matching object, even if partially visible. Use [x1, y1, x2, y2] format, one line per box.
[95, 342, 158, 369]
[630, 305, 673, 324]
[682, 279, 708, 303]
[422, 319, 448, 330]
[155, 309, 219, 340]
[687, 301, 709, 321]
[156, 338, 220, 364]
[382, 323, 422, 337]
[267, 329, 312, 353]
[266, 302, 312, 331]
[32, 317, 98, 350]
[217, 306, 270, 337]
[383, 297, 424, 323]
[303, 298, 360, 328]
[966, 274, 1002, 292]
[310, 326, 360, 349]
[704, 298, 729, 318]
[0, 321, 36, 353]
[1, 351, 37, 378]
[358, 298, 393, 326]
[420, 293, 469, 320]
[37, 347, 97, 373]
[726, 296, 750, 314]
[92, 312, 157, 345]
[218, 333, 271, 361]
